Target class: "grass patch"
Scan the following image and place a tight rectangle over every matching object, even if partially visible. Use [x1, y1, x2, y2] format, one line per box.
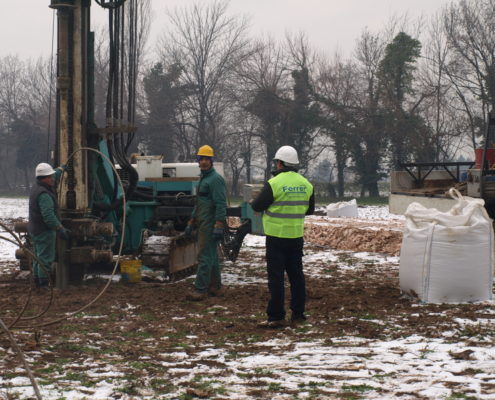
[149, 378, 174, 393]
[342, 384, 375, 393]
[122, 330, 153, 339]
[456, 323, 493, 339]
[64, 371, 94, 387]
[37, 364, 65, 375]
[336, 253, 359, 266]
[373, 372, 396, 381]
[128, 360, 154, 370]
[247, 334, 262, 343]
[57, 342, 98, 354]
[445, 393, 478, 400]
[268, 382, 282, 391]
[222, 332, 244, 341]
[419, 345, 434, 359]
[351, 312, 379, 320]
[166, 331, 188, 339]
[225, 350, 241, 360]
[190, 375, 227, 396]
[254, 367, 275, 377]
[117, 377, 140, 396]
[298, 380, 327, 388]
[140, 312, 158, 321]
[295, 325, 310, 334]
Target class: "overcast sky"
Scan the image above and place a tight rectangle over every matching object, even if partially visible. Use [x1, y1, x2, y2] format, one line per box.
[3, 0, 453, 60]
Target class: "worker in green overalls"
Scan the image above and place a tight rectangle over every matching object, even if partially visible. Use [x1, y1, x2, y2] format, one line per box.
[185, 145, 227, 301]
[28, 163, 70, 288]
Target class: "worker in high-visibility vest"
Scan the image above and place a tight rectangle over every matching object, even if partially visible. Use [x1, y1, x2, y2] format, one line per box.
[185, 145, 227, 301]
[251, 146, 314, 328]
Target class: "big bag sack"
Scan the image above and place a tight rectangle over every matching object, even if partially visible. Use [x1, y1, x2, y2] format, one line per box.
[399, 188, 494, 303]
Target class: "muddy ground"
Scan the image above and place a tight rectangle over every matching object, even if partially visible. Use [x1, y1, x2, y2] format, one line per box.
[0, 216, 494, 399]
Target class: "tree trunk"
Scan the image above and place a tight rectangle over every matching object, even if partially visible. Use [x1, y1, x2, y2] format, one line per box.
[265, 124, 277, 181]
[327, 182, 337, 199]
[230, 168, 240, 197]
[368, 181, 379, 197]
[23, 167, 31, 194]
[245, 156, 251, 184]
[337, 165, 345, 198]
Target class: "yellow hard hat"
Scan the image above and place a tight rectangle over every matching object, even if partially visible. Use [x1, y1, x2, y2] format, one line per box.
[197, 145, 214, 157]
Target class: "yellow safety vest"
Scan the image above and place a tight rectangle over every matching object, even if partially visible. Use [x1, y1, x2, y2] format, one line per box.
[262, 171, 313, 238]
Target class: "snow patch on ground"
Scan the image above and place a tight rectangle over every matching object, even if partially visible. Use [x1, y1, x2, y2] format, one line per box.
[2, 200, 494, 399]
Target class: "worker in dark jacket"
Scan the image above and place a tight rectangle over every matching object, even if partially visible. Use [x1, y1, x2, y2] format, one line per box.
[185, 145, 227, 301]
[28, 163, 70, 288]
[251, 146, 314, 328]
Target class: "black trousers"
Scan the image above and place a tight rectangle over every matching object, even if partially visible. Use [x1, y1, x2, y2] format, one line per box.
[265, 235, 305, 321]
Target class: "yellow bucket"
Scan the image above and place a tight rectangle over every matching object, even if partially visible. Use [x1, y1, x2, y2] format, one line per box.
[120, 259, 142, 283]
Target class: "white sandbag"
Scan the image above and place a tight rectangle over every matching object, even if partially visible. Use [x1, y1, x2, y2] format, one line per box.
[399, 188, 493, 303]
[326, 198, 358, 218]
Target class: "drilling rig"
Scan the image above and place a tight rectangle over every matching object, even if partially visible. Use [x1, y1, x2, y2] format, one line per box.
[14, 0, 262, 288]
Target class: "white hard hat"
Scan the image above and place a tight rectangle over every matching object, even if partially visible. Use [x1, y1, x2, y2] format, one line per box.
[35, 163, 56, 177]
[274, 145, 299, 165]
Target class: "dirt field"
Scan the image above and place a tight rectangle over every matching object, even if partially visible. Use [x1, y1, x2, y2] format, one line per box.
[1, 207, 494, 399]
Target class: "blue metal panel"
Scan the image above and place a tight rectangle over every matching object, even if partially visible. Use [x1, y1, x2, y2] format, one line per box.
[241, 202, 264, 236]
[125, 200, 159, 251]
[98, 141, 123, 197]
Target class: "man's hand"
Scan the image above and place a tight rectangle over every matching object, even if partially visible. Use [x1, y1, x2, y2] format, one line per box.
[184, 224, 193, 238]
[213, 222, 224, 241]
[57, 226, 71, 241]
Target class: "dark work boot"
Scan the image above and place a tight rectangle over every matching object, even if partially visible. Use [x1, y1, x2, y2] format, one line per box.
[208, 285, 225, 297]
[290, 314, 307, 325]
[35, 278, 49, 289]
[257, 319, 287, 329]
[186, 290, 207, 301]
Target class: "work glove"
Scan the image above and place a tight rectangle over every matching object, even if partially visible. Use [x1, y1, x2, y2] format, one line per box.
[184, 224, 193, 238]
[57, 226, 71, 241]
[213, 226, 224, 241]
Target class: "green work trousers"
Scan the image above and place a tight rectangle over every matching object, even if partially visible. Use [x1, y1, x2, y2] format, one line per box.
[194, 229, 221, 293]
[32, 231, 56, 282]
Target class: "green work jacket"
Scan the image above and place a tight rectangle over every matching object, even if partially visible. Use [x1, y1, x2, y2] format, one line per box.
[28, 167, 64, 237]
[191, 167, 227, 230]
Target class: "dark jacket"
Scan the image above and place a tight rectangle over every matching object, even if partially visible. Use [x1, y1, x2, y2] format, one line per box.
[28, 181, 61, 237]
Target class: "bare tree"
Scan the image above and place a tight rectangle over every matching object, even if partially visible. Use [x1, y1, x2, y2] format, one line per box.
[442, 0, 495, 148]
[416, 12, 467, 161]
[0, 56, 29, 190]
[315, 52, 356, 197]
[235, 36, 291, 178]
[158, 0, 250, 159]
[0, 56, 27, 123]
[222, 107, 261, 195]
[352, 29, 389, 196]
[125, 0, 152, 124]
[283, 33, 323, 173]
[93, 26, 110, 127]
[0, 56, 53, 192]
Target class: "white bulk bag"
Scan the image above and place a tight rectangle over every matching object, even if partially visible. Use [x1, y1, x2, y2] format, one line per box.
[400, 188, 493, 303]
[326, 198, 358, 218]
